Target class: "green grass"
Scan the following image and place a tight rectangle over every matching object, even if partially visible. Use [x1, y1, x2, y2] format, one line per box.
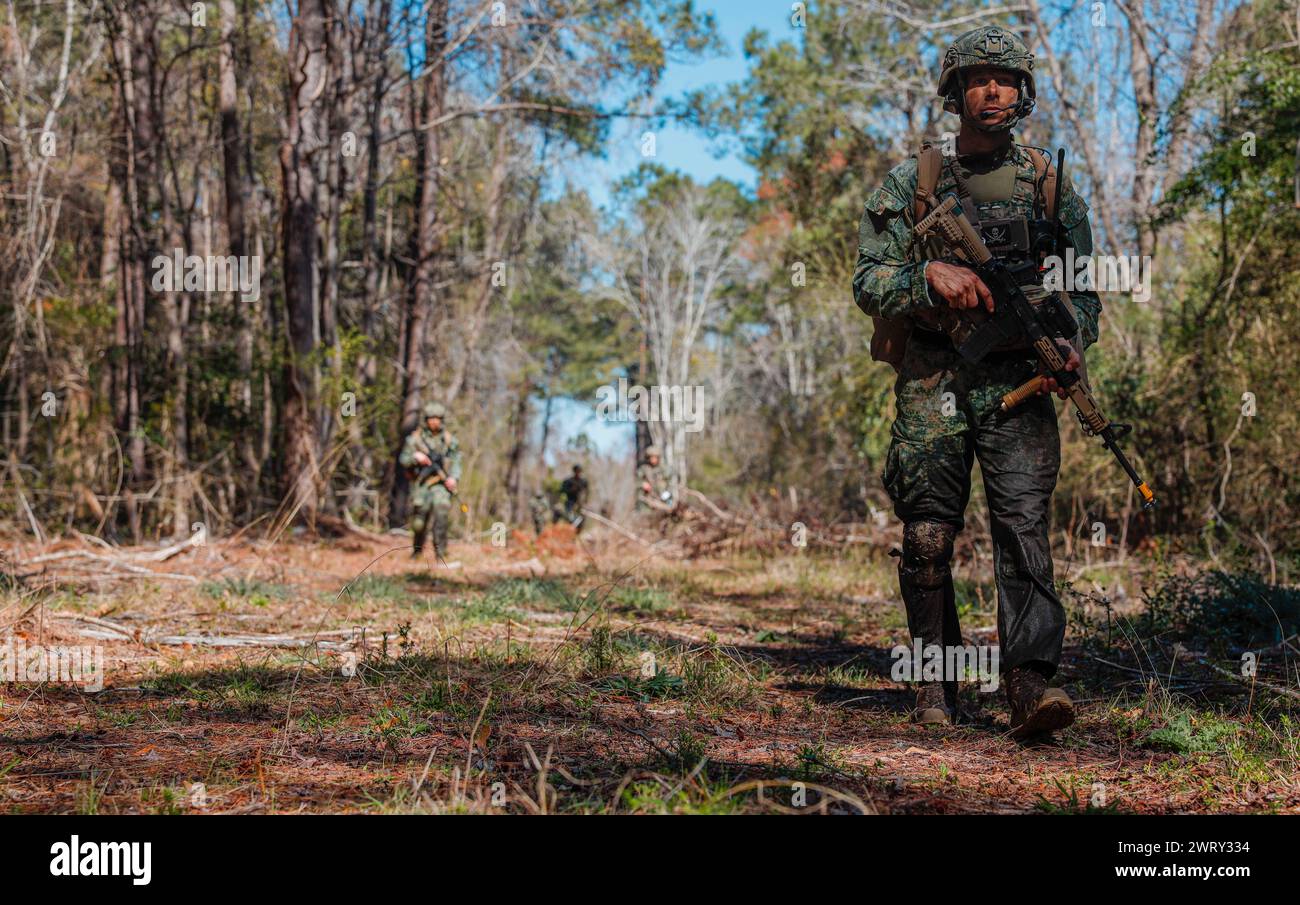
[1034, 777, 1122, 814]
[607, 586, 674, 613]
[342, 574, 412, 603]
[618, 775, 747, 814]
[200, 577, 290, 608]
[482, 578, 574, 610]
[596, 671, 685, 700]
[145, 662, 285, 712]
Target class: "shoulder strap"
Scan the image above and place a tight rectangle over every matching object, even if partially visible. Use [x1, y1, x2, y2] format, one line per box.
[914, 142, 944, 223]
[1026, 147, 1057, 220]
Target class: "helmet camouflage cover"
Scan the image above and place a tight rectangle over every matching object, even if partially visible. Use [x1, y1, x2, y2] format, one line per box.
[422, 401, 447, 420]
[937, 26, 1036, 130]
[643, 445, 660, 459]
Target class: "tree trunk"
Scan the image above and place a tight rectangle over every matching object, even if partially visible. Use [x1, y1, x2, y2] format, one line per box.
[390, 0, 449, 527]
[503, 377, 532, 522]
[279, 0, 329, 528]
[219, 0, 259, 502]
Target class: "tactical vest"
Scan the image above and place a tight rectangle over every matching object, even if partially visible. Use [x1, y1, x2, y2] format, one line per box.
[869, 142, 1059, 370]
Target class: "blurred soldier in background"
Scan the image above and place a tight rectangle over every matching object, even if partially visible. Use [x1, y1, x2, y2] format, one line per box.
[398, 402, 462, 559]
[529, 490, 550, 536]
[636, 446, 673, 513]
[560, 464, 589, 531]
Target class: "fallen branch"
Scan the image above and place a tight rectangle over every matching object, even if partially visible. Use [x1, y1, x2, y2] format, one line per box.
[47, 614, 366, 650]
[681, 487, 735, 522]
[1200, 657, 1300, 702]
[580, 509, 672, 555]
[28, 531, 203, 565]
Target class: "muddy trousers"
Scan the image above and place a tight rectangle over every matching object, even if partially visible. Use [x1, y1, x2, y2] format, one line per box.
[411, 502, 450, 556]
[884, 393, 1066, 678]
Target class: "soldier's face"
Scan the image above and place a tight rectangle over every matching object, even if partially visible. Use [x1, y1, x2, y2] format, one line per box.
[425, 416, 442, 432]
[962, 66, 1019, 124]
[647, 455, 659, 467]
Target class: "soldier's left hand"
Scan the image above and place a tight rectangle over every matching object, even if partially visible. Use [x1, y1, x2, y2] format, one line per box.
[444, 477, 458, 493]
[1038, 339, 1080, 399]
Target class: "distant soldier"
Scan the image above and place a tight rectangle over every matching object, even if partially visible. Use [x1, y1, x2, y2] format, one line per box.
[528, 490, 550, 536]
[560, 465, 589, 531]
[398, 401, 462, 559]
[635, 446, 673, 512]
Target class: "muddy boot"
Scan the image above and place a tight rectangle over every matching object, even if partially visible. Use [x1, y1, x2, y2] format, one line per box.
[913, 682, 953, 725]
[1006, 665, 1074, 740]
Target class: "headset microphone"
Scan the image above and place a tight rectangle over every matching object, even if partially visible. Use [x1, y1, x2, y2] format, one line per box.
[978, 104, 1015, 119]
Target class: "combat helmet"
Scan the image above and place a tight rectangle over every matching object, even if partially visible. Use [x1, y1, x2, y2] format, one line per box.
[937, 26, 1036, 132]
[643, 445, 660, 460]
[422, 401, 447, 420]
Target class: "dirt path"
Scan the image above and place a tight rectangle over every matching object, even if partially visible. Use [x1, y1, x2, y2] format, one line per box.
[2, 530, 1296, 814]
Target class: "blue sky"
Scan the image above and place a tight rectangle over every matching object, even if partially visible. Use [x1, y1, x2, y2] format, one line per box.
[542, 1, 774, 463]
[579, 0, 773, 209]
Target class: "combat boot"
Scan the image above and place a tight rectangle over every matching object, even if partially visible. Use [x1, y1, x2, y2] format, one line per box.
[1005, 665, 1074, 740]
[913, 681, 954, 725]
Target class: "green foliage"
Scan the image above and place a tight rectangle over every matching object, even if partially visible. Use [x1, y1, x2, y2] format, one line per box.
[1137, 569, 1300, 652]
[1142, 712, 1239, 755]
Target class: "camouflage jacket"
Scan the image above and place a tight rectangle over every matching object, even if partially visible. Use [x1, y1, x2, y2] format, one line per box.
[399, 427, 462, 484]
[636, 463, 669, 506]
[852, 142, 1101, 351]
[561, 475, 588, 506]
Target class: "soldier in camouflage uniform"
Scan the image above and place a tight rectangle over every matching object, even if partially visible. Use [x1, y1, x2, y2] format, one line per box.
[635, 446, 672, 513]
[529, 490, 551, 536]
[853, 26, 1100, 738]
[560, 465, 589, 531]
[398, 401, 462, 559]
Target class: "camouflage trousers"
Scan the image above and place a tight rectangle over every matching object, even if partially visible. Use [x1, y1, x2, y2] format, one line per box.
[410, 482, 453, 556]
[881, 336, 1066, 675]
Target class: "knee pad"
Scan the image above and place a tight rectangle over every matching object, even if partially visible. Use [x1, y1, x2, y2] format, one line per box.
[900, 521, 957, 589]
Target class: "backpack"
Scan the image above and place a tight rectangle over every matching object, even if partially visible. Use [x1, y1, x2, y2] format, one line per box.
[869, 143, 1057, 371]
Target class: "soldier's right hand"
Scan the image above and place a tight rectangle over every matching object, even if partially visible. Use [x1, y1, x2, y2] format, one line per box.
[413, 452, 432, 466]
[925, 261, 994, 313]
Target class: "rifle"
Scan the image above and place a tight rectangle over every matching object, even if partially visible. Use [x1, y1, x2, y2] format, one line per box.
[410, 450, 456, 496]
[409, 451, 471, 519]
[914, 193, 1157, 510]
